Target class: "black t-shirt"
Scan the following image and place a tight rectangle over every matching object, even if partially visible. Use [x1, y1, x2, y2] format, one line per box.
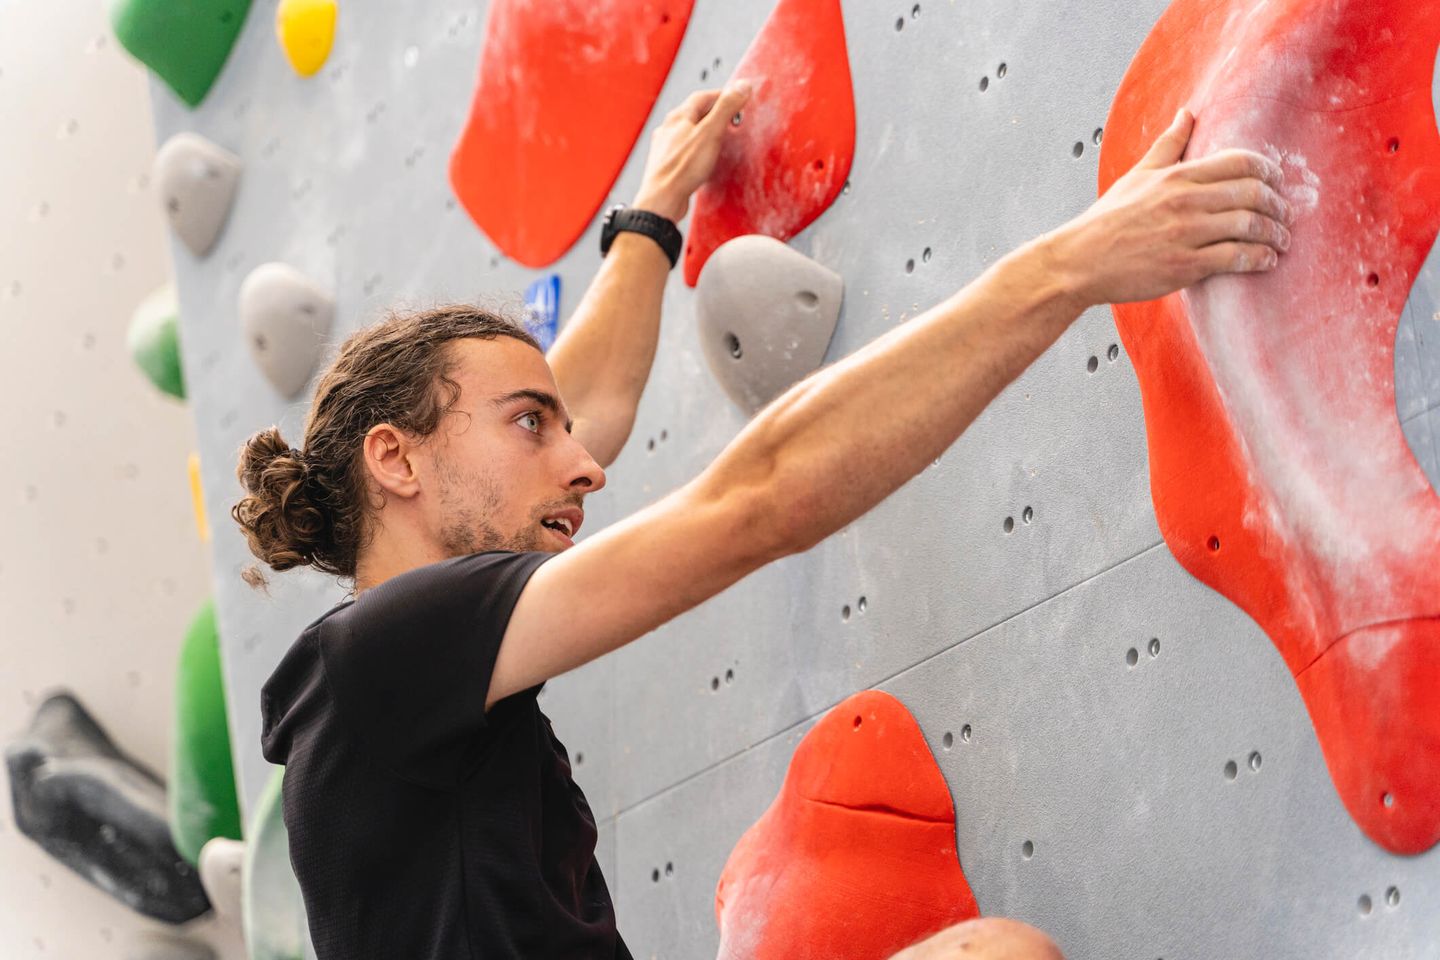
[260, 551, 631, 959]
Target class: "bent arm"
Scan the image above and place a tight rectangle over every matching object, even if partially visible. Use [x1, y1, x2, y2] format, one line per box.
[545, 231, 672, 468]
[547, 84, 752, 468]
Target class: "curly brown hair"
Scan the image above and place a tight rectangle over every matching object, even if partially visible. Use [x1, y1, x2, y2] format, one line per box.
[231, 304, 540, 591]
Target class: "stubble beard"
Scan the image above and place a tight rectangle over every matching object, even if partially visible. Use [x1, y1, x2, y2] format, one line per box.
[434, 452, 549, 557]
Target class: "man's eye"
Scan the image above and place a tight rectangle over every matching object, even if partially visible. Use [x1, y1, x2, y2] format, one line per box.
[518, 412, 542, 433]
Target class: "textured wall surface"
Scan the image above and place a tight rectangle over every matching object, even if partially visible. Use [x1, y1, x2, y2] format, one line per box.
[149, 0, 1440, 957]
[0, 1, 243, 956]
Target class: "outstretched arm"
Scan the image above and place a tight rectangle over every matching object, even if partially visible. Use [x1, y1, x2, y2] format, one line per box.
[546, 84, 752, 468]
[491, 109, 1293, 704]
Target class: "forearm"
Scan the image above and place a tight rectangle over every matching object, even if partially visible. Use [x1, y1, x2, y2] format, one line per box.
[545, 229, 671, 467]
[702, 234, 1085, 556]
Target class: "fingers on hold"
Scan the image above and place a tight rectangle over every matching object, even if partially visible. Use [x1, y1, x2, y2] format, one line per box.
[1141, 109, 1194, 166]
[680, 89, 722, 123]
[705, 85, 752, 128]
[1182, 148, 1283, 187]
[1203, 240, 1278, 275]
[1192, 180, 1290, 224]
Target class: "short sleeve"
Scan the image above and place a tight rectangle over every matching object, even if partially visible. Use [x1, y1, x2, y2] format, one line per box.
[319, 551, 553, 789]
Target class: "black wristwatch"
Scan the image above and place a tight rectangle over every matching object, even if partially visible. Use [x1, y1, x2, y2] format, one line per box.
[599, 204, 683, 269]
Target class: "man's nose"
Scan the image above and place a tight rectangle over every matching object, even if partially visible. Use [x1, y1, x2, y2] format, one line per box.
[566, 437, 606, 493]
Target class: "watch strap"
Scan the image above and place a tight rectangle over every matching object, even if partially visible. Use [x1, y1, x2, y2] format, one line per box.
[601, 205, 683, 268]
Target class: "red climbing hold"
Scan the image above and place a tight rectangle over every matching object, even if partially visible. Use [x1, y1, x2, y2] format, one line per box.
[715, 691, 978, 960]
[682, 0, 855, 287]
[1101, 0, 1440, 854]
[449, 0, 695, 267]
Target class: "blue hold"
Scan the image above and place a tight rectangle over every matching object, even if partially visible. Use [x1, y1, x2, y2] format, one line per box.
[523, 275, 562, 352]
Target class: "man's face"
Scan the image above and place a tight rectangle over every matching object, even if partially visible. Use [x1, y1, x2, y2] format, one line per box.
[422, 336, 605, 557]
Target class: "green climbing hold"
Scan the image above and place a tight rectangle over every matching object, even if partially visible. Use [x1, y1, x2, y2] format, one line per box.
[110, 0, 252, 107]
[169, 598, 242, 866]
[128, 285, 185, 400]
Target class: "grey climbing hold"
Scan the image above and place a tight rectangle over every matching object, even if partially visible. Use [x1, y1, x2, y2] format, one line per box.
[695, 234, 843, 415]
[198, 836, 245, 921]
[122, 931, 219, 960]
[239, 263, 335, 399]
[154, 132, 242, 257]
[4, 692, 212, 924]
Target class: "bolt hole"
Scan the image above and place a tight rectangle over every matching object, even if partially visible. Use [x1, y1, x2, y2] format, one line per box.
[710, 676, 720, 692]
[1224, 760, 1239, 780]
[813, 158, 825, 171]
[796, 290, 820, 309]
[911, 3, 920, 17]
[725, 332, 742, 359]
[1382, 791, 1395, 808]
[730, 112, 742, 127]
[1148, 637, 1160, 657]
[996, 62, 1008, 78]
[647, 438, 656, 452]
[1386, 886, 1400, 907]
[1072, 141, 1085, 159]
[1387, 137, 1400, 154]
[1087, 355, 1099, 373]
[841, 604, 852, 622]
[979, 76, 989, 92]
[665, 861, 674, 877]
[1003, 516, 1015, 534]
[700, 68, 708, 81]
[1207, 535, 1221, 552]
[942, 731, 954, 750]
[961, 724, 972, 742]
[1358, 894, 1373, 916]
[651, 868, 661, 883]
[660, 429, 669, 441]
[922, 247, 933, 263]
[905, 258, 916, 274]
[894, 16, 904, 31]
[1126, 647, 1139, 667]
[576, 752, 584, 764]
[1093, 127, 1104, 145]
[1248, 751, 1262, 772]
[1107, 343, 1120, 362]
[1022, 506, 1033, 524]
[853, 714, 863, 729]
[857, 596, 868, 613]
[724, 668, 734, 684]
[1366, 272, 1380, 287]
[1021, 840, 1034, 859]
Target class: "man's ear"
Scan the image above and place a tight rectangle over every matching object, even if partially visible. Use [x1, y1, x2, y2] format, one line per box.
[361, 423, 424, 501]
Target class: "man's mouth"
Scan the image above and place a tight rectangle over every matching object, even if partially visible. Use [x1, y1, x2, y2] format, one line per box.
[540, 508, 583, 547]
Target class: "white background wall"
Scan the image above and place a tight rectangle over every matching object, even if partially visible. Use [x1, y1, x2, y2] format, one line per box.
[0, 2, 243, 956]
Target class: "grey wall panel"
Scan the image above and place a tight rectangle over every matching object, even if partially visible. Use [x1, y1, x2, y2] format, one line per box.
[614, 546, 1440, 960]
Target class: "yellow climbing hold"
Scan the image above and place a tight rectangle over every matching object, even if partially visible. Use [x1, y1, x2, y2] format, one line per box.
[275, 0, 337, 77]
[188, 452, 211, 543]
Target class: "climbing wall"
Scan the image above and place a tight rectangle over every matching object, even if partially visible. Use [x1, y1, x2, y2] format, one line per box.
[147, 0, 1440, 957]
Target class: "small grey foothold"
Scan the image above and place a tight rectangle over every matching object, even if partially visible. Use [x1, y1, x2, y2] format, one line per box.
[239, 263, 335, 399]
[198, 837, 245, 920]
[695, 235, 843, 415]
[121, 931, 218, 960]
[153, 132, 241, 257]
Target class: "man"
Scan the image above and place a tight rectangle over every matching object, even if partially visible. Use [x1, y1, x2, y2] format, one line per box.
[238, 81, 1291, 958]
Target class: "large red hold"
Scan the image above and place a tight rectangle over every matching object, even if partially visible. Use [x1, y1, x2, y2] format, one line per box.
[682, 0, 855, 287]
[1100, 0, 1440, 854]
[715, 691, 978, 960]
[449, 0, 694, 267]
